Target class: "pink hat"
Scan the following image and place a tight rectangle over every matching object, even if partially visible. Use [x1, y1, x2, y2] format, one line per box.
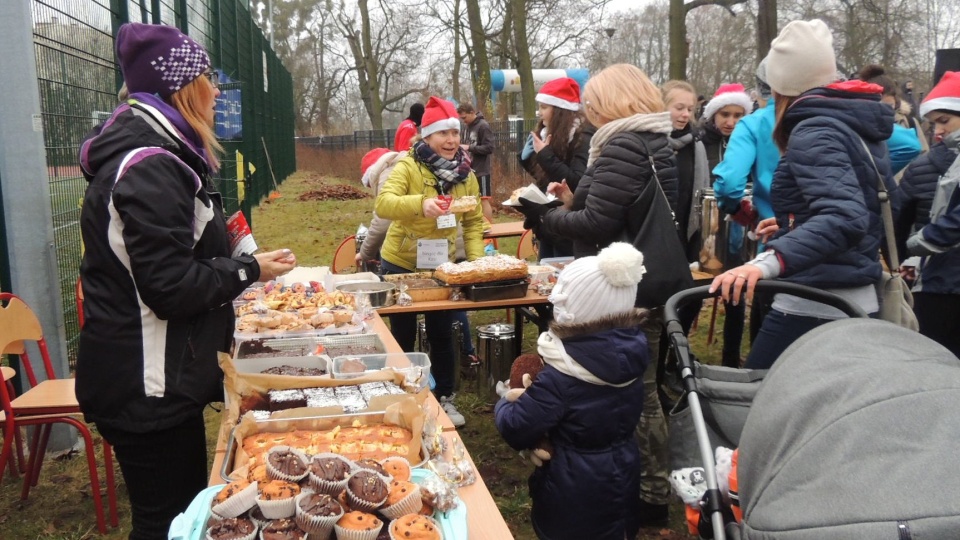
[536, 78, 581, 111]
[920, 71, 960, 117]
[702, 83, 753, 122]
[420, 96, 461, 138]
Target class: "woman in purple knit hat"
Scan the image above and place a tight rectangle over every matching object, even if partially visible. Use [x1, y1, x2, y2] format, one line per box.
[77, 23, 295, 538]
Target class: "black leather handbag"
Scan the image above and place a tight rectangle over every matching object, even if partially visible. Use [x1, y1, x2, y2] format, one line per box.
[623, 150, 694, 308]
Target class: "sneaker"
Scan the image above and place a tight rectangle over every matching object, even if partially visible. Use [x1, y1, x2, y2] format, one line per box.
[439, 395, 466, 427]
[637, 499, 669, 527]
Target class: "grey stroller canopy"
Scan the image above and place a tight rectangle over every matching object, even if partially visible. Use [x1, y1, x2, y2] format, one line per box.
[736, 318, 960, 539]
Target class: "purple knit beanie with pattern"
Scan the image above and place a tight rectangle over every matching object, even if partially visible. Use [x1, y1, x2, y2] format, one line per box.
[116, 23, 211, 98]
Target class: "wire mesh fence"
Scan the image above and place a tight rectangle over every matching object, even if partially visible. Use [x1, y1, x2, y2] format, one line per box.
[18, 0, 295, 367]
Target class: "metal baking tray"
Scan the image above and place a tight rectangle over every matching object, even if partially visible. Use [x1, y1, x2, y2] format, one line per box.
[462, 279, 529, 302]
[316, 333, 386, 359]
[221, 411, 427, 482]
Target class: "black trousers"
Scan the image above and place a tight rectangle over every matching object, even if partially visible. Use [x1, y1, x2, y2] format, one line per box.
[914, 292, 960, 358]
[98, 413, 207, 540]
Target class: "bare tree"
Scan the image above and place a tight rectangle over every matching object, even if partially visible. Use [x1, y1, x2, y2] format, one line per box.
[669, 0, 750, 80]
[756, 0, 777, 61]
[333, 0, 427, 130]
[464, 0, 494, 114]
[511, 0, 536, 121]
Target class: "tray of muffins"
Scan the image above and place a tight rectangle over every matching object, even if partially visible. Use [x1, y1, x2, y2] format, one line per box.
[173, 442, 465, 539]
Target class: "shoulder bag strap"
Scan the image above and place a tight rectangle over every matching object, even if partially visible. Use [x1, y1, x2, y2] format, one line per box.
[856, 137, 901, 272]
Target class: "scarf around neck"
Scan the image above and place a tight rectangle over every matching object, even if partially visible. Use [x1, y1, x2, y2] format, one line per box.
[588, 111, 673, 167]
[537, 330, 636, 387]
[413, 140, 472, 193]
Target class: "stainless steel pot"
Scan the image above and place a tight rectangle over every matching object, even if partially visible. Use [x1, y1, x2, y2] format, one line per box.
[335, 281, 397, 308]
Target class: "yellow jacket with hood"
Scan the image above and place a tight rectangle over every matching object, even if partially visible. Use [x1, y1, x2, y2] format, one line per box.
[375, 154, 485, 270]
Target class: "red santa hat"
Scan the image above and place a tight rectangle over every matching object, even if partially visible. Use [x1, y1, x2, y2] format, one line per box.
[702, 83, 754, 123]
[920, 71, 960, 117]
[536, 77, 581, 111]
[420, 96, 461, 138]
[360, 147, 392, 187]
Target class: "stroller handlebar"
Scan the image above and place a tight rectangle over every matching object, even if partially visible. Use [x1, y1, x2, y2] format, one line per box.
[664, 281, 869, 329]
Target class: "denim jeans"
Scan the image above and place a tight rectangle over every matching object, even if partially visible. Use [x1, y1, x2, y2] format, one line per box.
[744, 309, 833, 370]
[381, 259, 457, 397]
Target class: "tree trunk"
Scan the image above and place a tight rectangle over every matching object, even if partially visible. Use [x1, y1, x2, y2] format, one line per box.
[464, 0, 492, 115]
[668, 0, 687, 80]
[452, 0, 462, 103]
[512, 0, 536, 122]
[756, 0, 777, 64]
[358, 0, 384, 130]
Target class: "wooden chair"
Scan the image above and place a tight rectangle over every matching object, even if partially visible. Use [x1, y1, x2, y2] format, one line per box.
[517, 229, 538, 261]
[0, 293, 117, 533]
[332, 235, 358, 274]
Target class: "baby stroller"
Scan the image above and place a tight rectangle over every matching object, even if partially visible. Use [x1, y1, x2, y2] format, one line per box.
[665, 282, 960, 539]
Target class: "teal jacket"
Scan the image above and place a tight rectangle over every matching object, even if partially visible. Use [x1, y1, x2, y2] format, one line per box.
[712, 102, 779, 220]
[887, 123, 922, 174]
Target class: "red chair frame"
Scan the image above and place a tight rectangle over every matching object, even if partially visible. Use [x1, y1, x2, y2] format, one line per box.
[0, 293, 117, 533]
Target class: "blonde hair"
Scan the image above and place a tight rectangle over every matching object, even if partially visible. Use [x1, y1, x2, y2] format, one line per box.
[582, 64, 664, 122]
[169, 76, 223, 171]
[661, 80, 697, 106]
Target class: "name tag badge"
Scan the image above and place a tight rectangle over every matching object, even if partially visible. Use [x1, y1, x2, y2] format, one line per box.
[417, 238, 449, 269]
[436, 214, 456, 229]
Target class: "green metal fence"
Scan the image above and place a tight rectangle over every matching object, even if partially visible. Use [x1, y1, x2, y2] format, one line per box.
[25, 0, 295, 367]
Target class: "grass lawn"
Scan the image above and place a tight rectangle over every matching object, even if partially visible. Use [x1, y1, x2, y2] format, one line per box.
[0, 170, 743, 539]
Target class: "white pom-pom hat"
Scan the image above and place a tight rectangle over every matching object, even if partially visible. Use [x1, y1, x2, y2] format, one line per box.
[549, 242, 645, 325]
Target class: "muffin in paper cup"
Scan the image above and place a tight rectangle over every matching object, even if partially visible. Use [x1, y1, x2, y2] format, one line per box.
[211, 480, 258, 519]
[257, 518, 307, 539]
[379, 481, 422, 520]
[344, 470, 388, 513]
[380, 456, 412, 482]
[388, 514, 442, 540]
[293, 491, 343, 535]
[333, 511, 383, 540]
[265, 445, 310, 483]
[307, 452, 354, 495]
[204, 517, 258, 540]
[248, 505, 270, 530]
[256, 480, 301, 519]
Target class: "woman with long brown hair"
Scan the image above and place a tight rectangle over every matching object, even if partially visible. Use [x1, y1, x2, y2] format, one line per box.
[518, 77, 593, 257]
[77, 23, 295, 538]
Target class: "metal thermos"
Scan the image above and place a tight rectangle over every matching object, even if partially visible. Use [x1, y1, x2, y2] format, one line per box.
[476, 324, 517, 402]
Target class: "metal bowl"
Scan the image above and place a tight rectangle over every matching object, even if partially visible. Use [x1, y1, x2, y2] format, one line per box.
[335, 281, 397, 308]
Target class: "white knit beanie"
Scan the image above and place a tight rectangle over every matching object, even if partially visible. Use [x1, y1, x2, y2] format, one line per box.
[764, 19, 837, 97]
[549, 243, 645, 325]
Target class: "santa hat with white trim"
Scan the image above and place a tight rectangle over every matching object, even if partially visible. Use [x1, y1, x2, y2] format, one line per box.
[536, 77, 581, 111]
[702, 83, 754, 123]
[920, 71, 960, 117]
[420, 96, 461, 138]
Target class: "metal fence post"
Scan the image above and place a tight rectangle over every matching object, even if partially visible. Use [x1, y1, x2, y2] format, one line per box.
[0, 0, 75, 451]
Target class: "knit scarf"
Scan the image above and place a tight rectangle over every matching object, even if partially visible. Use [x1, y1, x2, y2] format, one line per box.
[587, 111, 673, 167]
[413, 140, 472, 193]
[537, 330, 635, 387]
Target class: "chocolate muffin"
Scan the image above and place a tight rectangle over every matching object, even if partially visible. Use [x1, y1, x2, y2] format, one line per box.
[267, 448, 308, 481]
[298, 492, 342, 517]
[310, 456, 351, 482]
[206, 517, 257, 540]
[355, 458, 388, 477]
[260, 518, 306, 540]
[346, 470, 388, 511]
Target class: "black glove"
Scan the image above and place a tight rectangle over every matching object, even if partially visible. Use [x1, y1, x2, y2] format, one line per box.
[517, 198, 563, 232]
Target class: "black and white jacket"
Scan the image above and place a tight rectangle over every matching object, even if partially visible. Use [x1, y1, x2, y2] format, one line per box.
[77, 93, 259, 433]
